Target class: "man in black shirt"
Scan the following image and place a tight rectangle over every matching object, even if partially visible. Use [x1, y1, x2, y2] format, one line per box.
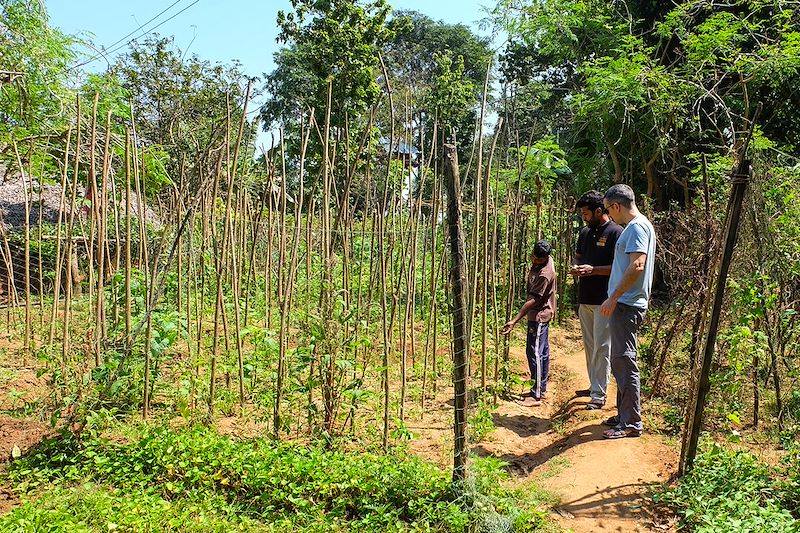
[571, 191, 623, 409]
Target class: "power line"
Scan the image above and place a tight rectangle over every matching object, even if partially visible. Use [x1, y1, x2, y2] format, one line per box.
[70, 0, 200, 71]
[103, 0, 201, 58]
[70, 0, 186, 71]
[101, 1, 186, 57]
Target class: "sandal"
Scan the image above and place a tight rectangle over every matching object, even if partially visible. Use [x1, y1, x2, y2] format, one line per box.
[603, 427, 641, 439]
[585, 400, 604, 410]
[517, 397, 543, 408]
[602, 416, 619, 426]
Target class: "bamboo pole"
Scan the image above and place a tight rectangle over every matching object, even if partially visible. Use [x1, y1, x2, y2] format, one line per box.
[12, 141, 32, 366]
[466, 60, 492, 390]
[227, 80, 252, 410]
[480, 117, 502, 392]
[273, 126, 289, 437]
[86, 94, 100, 366]
[35, 153, 44, 330]
[378, 54, 395, 451]
[48, 127, 72, 346]
[135, 147, 153, 418]
[124, 131, 132, 344]
[95, 109, 113, 363]
[62, 98, 82, 367]
[208, 150, 229, 421]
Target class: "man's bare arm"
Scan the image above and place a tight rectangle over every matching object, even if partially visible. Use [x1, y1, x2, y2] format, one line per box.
[599, 252, 646, 316]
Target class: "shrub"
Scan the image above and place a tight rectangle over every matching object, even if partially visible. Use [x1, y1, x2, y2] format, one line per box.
[655, 443, 799, 532]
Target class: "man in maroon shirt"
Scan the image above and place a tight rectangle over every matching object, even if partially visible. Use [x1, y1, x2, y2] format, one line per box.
[502, 240, 557, 407]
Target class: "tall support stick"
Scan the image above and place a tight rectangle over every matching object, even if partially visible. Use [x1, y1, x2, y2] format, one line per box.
[443, 143, 468, 484]
[680, 105, 761, 475]
[63, 99, 82, 366]
[12, 142, 32, 365]
[480, 117, 502, 391]
[48, 128, 72, 346]
[95, 110, 113, 363]
[228, 80, 253, 410]
[378, 54, 395, 451]
[87, 94, 100, 366]
[124, 131, 132, 344]
[467, 60, 493, 386]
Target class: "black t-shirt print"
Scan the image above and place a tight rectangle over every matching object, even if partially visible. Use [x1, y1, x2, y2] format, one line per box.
[575, 220, 623, 305]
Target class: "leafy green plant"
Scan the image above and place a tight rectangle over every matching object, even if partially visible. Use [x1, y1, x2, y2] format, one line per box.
[655, 443, 799, 532]
[662, 405, 683, 435]
[468, 401, 496, 443]
[3, 425, 552, 532]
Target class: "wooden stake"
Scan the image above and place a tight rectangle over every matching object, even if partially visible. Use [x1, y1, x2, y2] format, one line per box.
[680, 105, 761, 475]
[443, 143, 469, 484]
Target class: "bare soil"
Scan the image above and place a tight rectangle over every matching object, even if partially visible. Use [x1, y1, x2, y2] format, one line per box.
[0, 367, 48, 411]
[408, 322, 679, 533]
[0, 415, 54, 514]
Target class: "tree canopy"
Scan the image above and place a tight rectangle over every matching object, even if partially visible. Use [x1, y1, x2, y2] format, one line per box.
[0, 0, 74, 155]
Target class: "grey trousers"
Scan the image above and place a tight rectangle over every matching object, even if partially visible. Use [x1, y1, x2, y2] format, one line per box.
[578, 304, 611, 403]
[610, 303, 646, 431]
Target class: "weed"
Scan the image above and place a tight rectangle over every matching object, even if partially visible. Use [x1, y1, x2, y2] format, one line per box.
[538, 456, 570, 480]
[662, 405, 683, 435]
[2, 425, 554, 532]
[469, 401, 497, 443]
[654, 442, 799, 532]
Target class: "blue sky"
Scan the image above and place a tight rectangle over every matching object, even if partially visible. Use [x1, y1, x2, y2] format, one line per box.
[46, 0, 501, 149]
[47, 0, 500, 78]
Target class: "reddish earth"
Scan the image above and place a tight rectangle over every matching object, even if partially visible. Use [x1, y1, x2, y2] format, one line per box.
[408, 322, 679, 533]
[0, 415, 54, 514]
[0, 368, 48, 411]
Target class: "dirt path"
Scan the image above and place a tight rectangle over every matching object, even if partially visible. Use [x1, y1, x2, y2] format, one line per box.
[475, 325, 678, 532]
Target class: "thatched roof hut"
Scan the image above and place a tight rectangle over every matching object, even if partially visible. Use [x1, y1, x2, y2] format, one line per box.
[0, 165, 159, 232]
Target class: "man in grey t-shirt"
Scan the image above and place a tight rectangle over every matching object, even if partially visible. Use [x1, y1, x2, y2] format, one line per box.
[599, 184, 656, 439]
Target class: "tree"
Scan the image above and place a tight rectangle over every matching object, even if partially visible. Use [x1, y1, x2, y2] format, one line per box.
[111, 35, 253, 194]
[495, 0, 800, 207]
[264, 0, 399, 127]
[381, 11, 494, 200]
[260, 0, 403, 202]
[0, 0, 74, 158]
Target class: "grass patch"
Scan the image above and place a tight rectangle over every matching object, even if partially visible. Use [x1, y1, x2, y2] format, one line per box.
[2, 425, 556, 532]
[537, 456, 570, 480]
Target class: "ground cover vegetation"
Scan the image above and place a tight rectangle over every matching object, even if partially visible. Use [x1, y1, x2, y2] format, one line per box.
[0, 0, 799, 530]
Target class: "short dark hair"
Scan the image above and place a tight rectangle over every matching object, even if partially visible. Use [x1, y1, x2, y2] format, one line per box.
[533, 240, 552, 258]
[576, 190, 604, 212]
[604, 184, 636, 208]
